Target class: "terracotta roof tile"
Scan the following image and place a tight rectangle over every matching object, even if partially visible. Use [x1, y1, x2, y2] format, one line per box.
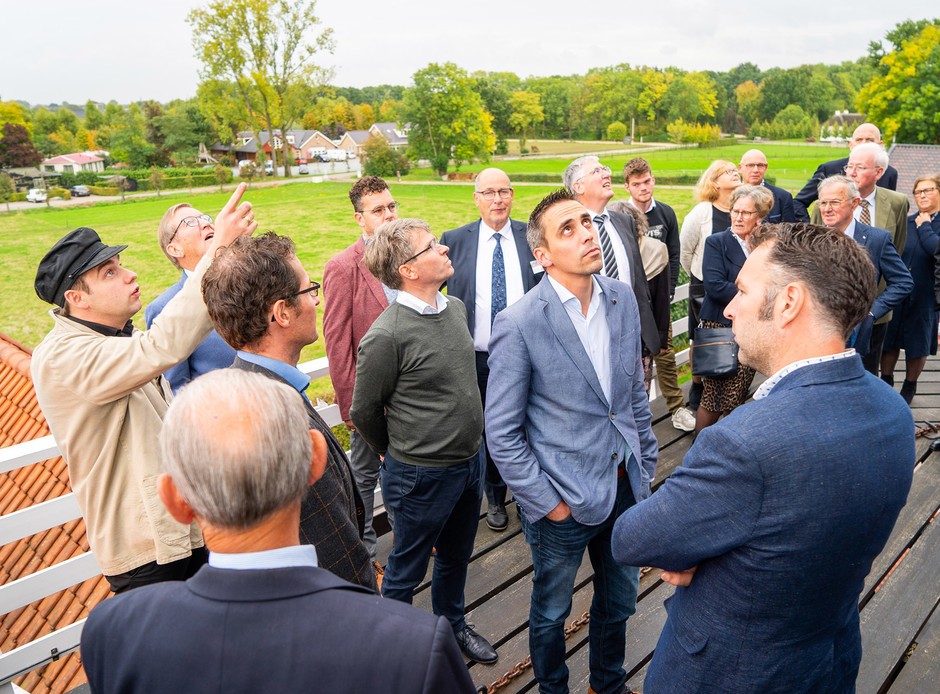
[1, 332, 104, 693]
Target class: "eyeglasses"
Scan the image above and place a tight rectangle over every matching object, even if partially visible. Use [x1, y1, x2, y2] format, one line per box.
[730, 209, 757, 219]
[577, 165, 611, 182]
[818, 199, 850, 210]
[359, 202, 399, 216]
[722, 169, 740, 177]
[171, 214, 212, 240]
[914, 186, 939, 196]
[271, 279, 320, 322]
[475, 188, 514, 201]
[741, 163, 767, 169]
[402, 238, 438, 264]
[843, 164, 872, 174]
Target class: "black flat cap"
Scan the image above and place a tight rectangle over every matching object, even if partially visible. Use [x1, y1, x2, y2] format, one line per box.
[35, 227, 128, 307]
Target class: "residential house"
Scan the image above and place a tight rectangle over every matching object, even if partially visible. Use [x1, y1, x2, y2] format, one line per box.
[888, 144, 940, 205]
[337, 130, 370, 158]
[40, 153, 105, 175]
[368, 122, 409, 151]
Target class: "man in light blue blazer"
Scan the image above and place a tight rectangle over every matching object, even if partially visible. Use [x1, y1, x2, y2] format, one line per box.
[613, 222, 914, 693]
[486, 189, 658, 694]
[146, 202, 236, 392]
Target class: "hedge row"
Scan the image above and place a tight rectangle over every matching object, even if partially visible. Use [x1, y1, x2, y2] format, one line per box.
[135, 171, 233, 192]
[88, 185, 121, 196]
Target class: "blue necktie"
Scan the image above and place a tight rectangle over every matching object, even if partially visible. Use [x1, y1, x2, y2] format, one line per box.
[491, 234, 506, 326]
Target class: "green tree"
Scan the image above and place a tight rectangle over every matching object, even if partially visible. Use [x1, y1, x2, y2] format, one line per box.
[525, 75, 579, 139]
[362, 135, 410, 178]
[0, 101, 31, 134]
[735, 80, 761, 126]
[0, 172, 15, 212]
[215, 163, 230, 191]
[473, 71, 521, 153]
[84, 101, 104, 131]
[189, 0, 334, 179]
[508, 91, 544, 153]
[857, 23, 940, 143]
[606, 121, 627, 142]
[149, 167, 165, 196]
[401, 62, 495, 176]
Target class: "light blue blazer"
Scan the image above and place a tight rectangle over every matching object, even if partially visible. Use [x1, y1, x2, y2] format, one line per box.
[484, 274, 658, 525]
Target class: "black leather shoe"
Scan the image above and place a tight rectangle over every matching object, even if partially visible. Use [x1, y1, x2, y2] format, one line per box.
[486, 502, 508, 531]
[454, 625, 498, 664]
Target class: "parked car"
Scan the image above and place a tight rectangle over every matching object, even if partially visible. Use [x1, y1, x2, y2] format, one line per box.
[70, 185, 91, 197]
[264, 160, 274, 175]
[26, 189, 47, 203]
[298, 162, 309, 175]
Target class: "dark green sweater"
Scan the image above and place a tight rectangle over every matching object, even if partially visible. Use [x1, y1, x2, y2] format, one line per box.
[350, 298, 483, 467]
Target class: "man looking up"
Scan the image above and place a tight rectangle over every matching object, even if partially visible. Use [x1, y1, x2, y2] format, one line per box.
[146, 202, 237, 392]
[80, 370, 476, 693]
[351, 218, 498, 665]
[440, 168, 543, 531]
[31, 184, 256, 593]
[624, 157, 694, 432]
[322, 176, 398, 566]
[738, 149, 797, 223]
[202, 233, 375, 590]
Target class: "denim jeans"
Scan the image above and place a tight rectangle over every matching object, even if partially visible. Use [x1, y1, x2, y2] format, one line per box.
[380, 449, 483, 631]
[522, 471, 640, 694]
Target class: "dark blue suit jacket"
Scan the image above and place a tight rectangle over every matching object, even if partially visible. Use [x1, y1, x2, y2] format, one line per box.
[794, 158, 899, 222]
[699, 229, 746, 326]
[145, 272, 236, 393]
[439, 218, 541, 341]
[612, 356, 914, 693]
[762, 181, 797, 223]
[81, 564, 476, 693]
[853, 221, 913, 322]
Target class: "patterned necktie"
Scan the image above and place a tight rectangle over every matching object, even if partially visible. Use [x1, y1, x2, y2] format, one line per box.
[491, 233, 506, 326]
[594, 215, 619, 280]
[859, 199, 871, 225]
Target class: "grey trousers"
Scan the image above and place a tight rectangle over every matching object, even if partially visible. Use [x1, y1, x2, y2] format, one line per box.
[349, 429, 389, 559]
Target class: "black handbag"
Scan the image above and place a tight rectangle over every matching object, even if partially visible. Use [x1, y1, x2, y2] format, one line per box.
[692, 326, 739, 378]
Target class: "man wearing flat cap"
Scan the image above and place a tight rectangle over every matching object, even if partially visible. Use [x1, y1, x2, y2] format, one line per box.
[30, 184, 256, 593]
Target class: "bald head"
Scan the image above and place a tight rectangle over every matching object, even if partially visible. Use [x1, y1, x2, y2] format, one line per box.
[474, 168, 514, 230]
[739, 149, 769, 185]
[850, 123, 882, 148]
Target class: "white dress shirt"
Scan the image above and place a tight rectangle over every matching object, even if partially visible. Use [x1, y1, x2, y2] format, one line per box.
[473, 220, 525, 351]
[588, 207, 631, 284]
[396, 290, 449, 315]
[209, 544, 318, 570]
[753, 350, 856, 400]
[854, 190, 877, 224]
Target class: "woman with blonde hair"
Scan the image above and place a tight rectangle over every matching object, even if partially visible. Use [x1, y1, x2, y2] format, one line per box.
[679, 160, 741, 410]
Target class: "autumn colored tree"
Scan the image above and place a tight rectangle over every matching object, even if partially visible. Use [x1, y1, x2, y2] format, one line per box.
[0, 123, 43, 168]
[508, 91, 544, 153]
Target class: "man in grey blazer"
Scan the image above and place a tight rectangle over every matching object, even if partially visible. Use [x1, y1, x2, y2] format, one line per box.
[486, 189, 658, 694]
[440, 168, 543, 531]
[564, 155, 661, 356]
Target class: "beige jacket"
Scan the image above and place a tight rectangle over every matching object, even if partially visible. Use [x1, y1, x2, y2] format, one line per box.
[679, 201, 715, 280]
[31, 258, 216, 575]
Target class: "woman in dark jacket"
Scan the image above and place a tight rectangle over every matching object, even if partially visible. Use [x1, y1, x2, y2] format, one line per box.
[881, 173, 940, 403]
[696, 184, 774, 433]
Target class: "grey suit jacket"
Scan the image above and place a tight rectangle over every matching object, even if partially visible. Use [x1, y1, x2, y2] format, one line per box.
[605, 209, 661, 354]
[485, 275, 658, 525]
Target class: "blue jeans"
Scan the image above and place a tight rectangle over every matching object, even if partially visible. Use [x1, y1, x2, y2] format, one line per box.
[380, 450, 483, 632]
[522, 470, 640, 694]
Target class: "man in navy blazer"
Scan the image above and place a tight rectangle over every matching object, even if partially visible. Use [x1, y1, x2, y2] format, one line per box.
[486, 189, 658, 694]
[146, 202, 236, 392]
[794, 123, 899, 221]
[440, 168, 543, 531]
[817, 175, 912, 373]
[738, 149, 797, 223]
[612, 222, 914, 693]
[81, 369, 475, 694]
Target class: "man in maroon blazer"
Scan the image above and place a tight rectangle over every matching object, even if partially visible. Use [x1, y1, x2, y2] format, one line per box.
[322, 176, 399, 569]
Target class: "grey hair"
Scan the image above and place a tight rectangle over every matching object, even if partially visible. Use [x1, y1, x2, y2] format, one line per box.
[730, 185, 775, 219]
[818, 175, 860, 200]
[157, 203, 193, 270]
[159, 369, 312, 530]
[363, 218, 432, 289]
[851, 142, 889, 170]
[563, 156, 598, 193]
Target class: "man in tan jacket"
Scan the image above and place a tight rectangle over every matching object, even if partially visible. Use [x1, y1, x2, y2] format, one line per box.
[31, 183, 256, 593]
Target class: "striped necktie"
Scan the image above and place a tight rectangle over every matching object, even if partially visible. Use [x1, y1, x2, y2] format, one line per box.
[859, 199, 871, 225]
[594, 215, 619, 280]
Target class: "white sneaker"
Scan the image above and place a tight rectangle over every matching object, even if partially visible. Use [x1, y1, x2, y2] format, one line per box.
[671, 407, 696, 432]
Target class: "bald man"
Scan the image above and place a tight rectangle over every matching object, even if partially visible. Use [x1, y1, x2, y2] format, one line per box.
[440, 168, 543, 531]
[794, 123, 899, 221]
[738, 149, 797, 223]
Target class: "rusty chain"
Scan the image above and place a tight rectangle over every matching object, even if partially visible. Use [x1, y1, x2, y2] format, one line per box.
[482, 611, 591, 694]
[914, 421, 940, 439]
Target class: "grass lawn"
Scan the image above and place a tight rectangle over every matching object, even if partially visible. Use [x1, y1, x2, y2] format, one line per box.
[405, 141, 847, 191]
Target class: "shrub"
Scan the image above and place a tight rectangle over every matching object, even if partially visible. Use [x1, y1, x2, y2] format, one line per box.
[606, 121, 628, 142]
[88, 185, 121, 196]
[47, 187, 71, 200]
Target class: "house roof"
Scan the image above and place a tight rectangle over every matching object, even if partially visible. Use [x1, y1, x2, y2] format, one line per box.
[888, 144, 940, 205]
[370, 123, 409, 146]
[340, 130, 370, 145]
[0, 332, 110, 693]
[41, 153, 103, 166]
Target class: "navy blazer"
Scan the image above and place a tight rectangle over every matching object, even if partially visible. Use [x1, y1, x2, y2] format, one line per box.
[81, 564, 476, 693]
[612, 356, 914, 693]
[853, 221, 914, 322]
[606, 209, 662, 354]
[794, 158, 899, 221]
[145, 272, 236, 393]
[699, 229, 746, 326]
[485, 275, 658, 525]
[439, 218, 541, 341]
[762, 181, 797, 223]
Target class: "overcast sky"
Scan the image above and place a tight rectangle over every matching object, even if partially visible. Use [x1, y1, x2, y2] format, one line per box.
[1, 1, 929, 106]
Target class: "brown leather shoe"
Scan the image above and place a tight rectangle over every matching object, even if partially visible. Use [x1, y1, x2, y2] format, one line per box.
[372, 560, 384, 591]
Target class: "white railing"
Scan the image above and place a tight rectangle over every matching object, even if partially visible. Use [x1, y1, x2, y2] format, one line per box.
[0, 297, 692, 690]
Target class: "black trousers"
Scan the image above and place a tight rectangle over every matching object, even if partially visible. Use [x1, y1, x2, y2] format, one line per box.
[105, 546, 209, 594]
[476, 351, 507, 506]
